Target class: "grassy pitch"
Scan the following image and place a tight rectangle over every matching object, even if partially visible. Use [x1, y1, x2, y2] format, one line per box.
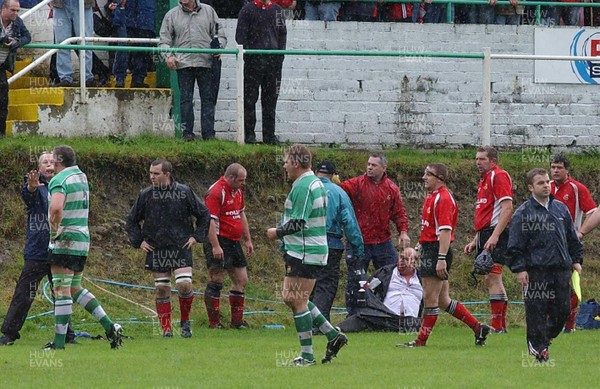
[1, 323, 597, 388]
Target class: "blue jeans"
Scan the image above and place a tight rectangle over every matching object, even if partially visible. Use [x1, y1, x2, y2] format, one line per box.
[53, 0, 93, 82]
[305, 2, 341, 21]
[495, 15, 521, 25]
[112, 24, 128, 83]
[177, 67, 215, 139]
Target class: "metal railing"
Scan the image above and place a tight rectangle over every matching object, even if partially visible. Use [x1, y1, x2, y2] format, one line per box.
[14, 1, 600, 143]
[14, 42, 600, 145]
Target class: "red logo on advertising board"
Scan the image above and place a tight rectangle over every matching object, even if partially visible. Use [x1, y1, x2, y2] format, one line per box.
[592, 39, 600, 57]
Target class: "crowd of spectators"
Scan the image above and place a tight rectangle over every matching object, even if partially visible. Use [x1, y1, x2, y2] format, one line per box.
[285, 1, 600, 26]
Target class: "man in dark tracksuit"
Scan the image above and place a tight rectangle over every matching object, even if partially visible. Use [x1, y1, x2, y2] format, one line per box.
[125, 159, 211, 338]
[0, 153, 75, 345]
[507, 168, 583, 363]
[235, 0, 287, 145]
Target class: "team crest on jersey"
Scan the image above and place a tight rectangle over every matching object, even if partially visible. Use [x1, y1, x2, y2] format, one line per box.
[483, 184, 488, 190]
[427, 207, 431, 214]
[227, 199, 234, 205]
[563, 194, 569, 201]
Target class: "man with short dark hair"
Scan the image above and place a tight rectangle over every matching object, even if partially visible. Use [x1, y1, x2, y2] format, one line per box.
[398, 163, 490, 348]
[341, 152, 410, 316]
[507, 168, 582, 362]
[0, 0, 31, 136]
[203, 163, 253, 329]
[464, 146, 513, 333]
[549, 154, 595, 333]
[126, 158, 211, 338]
[267, 144, 348, 366]
[44, 145, 122, 350]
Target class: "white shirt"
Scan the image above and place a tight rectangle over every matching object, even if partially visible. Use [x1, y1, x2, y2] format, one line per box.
[382, 267, 423, 317]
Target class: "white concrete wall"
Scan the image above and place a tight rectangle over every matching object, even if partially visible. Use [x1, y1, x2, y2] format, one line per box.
[20, 8, 600, 147]
[216, 20, 600, 148]
[12, 89, 174, 136]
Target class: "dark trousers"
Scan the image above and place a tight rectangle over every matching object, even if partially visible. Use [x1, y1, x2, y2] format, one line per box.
[311, 248, 344, 321]
[524, 268, 571, 352]
[345, 240, 398, 316]
[127, 28, 155, 85]
[177, 66, 215, 139]
[243, 55, 282, 143]
[1, 260, 50, 340]
[0, 62, 7, 136]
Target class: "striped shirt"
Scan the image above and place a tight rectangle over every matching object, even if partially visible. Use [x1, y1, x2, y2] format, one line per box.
[282, 171, 328, 266]
[48, 166, 90, 256]
[0, 23, 13, 65]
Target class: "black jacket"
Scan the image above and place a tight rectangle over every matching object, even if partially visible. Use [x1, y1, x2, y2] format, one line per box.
[21, 174, 51, 261]
[507, 195, 583, 273]
[3, 17, 31, 73]
[125, 182, 210, 249]
[235, 1, 286, 50]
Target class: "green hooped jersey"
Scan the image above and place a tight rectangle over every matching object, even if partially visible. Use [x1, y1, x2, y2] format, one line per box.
[48, 166, 90, 256]
[282, 171, 328, 266]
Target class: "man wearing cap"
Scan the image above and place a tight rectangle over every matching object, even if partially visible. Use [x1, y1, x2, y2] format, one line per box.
[312, 160, 365, 324]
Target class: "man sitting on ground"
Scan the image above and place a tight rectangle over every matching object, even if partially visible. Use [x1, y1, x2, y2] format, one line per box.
[337, 247, 422, 333]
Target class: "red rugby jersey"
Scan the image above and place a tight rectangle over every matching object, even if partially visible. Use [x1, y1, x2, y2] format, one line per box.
[551, 177, 597, 230]
[204, 177, 245, 241]
[419, 186, 457, 243]
[474, 166, 513, 232]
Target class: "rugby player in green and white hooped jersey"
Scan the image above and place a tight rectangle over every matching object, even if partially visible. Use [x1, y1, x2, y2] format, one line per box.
[44, 145, 122, 350]
[267, 144, 348, 367]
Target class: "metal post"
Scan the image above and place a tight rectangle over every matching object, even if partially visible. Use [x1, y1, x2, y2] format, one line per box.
[481, 47, 491, 147]
[79, 0, 86, 103]
[236, 44, 245, 145]
[447, 1, 453, 23]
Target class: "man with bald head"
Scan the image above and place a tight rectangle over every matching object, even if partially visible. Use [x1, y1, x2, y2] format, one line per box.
[203, 163, 254, 329]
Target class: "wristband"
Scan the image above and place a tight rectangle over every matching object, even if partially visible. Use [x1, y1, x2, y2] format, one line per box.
[437, 253, 447, 261]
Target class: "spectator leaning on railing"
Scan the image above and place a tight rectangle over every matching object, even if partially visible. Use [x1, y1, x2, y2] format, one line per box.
[52, 0, 96, 87]
[495, 0, 523, 25]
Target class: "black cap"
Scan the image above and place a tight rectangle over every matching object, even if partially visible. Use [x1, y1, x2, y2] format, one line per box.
[316, 160, 338, 175]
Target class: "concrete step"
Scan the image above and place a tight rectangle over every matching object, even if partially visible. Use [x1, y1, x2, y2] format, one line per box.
[5, 120, 38, 137]
[14, 57, 33, 73]
[9, 88, 64, 105]
[8, 104, 39, 121]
